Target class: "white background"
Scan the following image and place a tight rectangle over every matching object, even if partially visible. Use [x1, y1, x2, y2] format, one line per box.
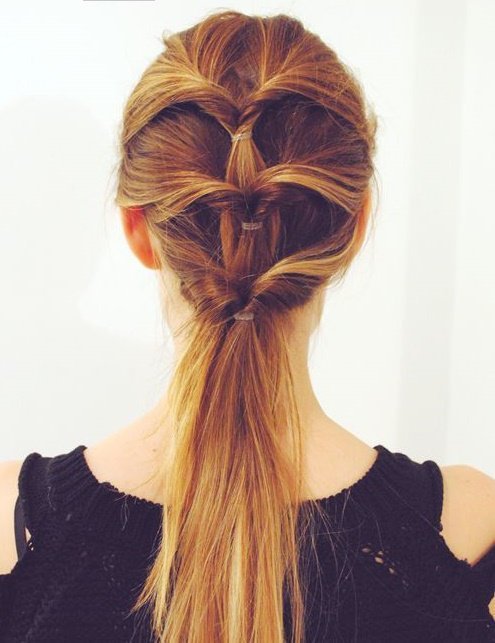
[0, 0, 493, 474]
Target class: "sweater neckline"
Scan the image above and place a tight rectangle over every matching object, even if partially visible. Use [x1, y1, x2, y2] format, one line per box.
[81, 443, 388, 509]
[47, 443, 392, 548]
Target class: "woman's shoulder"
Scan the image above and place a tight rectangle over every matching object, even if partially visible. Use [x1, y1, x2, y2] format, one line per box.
[438, 463, 495, 567]
[0, 459, 25, 575]
[435, 463, 495, 619]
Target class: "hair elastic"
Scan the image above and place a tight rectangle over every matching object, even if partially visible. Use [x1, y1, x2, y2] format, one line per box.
[241, 221, 263, 230]
[233, 310, 254, 321]
[231, 131, 252, 142]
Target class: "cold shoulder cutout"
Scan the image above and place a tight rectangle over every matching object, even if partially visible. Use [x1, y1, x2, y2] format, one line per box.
[1, 443, 494, 641]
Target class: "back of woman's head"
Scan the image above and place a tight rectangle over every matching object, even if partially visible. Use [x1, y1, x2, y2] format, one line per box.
[115, 9, 377, 642]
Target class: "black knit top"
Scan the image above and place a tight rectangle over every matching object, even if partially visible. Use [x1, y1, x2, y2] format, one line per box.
[1, 443, 494, 642]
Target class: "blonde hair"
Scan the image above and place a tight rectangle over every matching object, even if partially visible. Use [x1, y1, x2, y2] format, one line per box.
[114, 10, 378, 642]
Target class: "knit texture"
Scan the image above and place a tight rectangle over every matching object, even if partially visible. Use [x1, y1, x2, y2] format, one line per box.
[1, 443, 494, 642]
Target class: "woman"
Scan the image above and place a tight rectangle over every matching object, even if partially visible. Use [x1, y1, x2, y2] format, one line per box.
[1, 9, 494, 642]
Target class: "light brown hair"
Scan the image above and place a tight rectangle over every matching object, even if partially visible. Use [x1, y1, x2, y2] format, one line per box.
[114, 9, 378, 642]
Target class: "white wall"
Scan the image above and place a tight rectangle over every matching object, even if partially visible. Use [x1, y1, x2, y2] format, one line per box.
[0, 1, 493, 474]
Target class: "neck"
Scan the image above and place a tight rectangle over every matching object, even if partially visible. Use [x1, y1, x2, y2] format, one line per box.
[130, 290, 333, 456]
[139, 330, 329, 460]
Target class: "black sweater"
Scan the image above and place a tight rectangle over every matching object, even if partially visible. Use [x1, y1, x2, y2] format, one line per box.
[1, 443, 494, 642]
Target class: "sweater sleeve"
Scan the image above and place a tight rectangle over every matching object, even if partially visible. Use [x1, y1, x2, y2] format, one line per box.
[17, 452, 53, 543]
[0, 451, 51, 632]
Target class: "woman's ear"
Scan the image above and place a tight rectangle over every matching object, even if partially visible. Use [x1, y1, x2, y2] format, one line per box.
[119, 207, 161, 270]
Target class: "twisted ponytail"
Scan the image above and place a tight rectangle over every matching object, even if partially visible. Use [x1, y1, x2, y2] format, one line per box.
[115, 10, 377, 642]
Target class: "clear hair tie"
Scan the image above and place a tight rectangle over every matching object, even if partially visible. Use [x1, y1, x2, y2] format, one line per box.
[241, 221, 262, 230]
[231, 131, 252, 142]
[233, 310, 254, 321]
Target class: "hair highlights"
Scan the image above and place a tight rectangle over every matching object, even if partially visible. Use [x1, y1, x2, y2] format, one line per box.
[114, 10, 377, 642]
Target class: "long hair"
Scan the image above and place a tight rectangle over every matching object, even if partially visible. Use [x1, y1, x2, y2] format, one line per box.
[114, 10, 378, 642]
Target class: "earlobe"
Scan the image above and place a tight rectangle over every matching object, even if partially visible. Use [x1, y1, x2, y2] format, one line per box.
[119, 207, 161, 270]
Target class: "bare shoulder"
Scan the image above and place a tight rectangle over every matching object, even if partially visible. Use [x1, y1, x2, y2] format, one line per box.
[440, 463, 495, 548]
[439, 464, 495, 618]
[0, 459, 24, 575]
